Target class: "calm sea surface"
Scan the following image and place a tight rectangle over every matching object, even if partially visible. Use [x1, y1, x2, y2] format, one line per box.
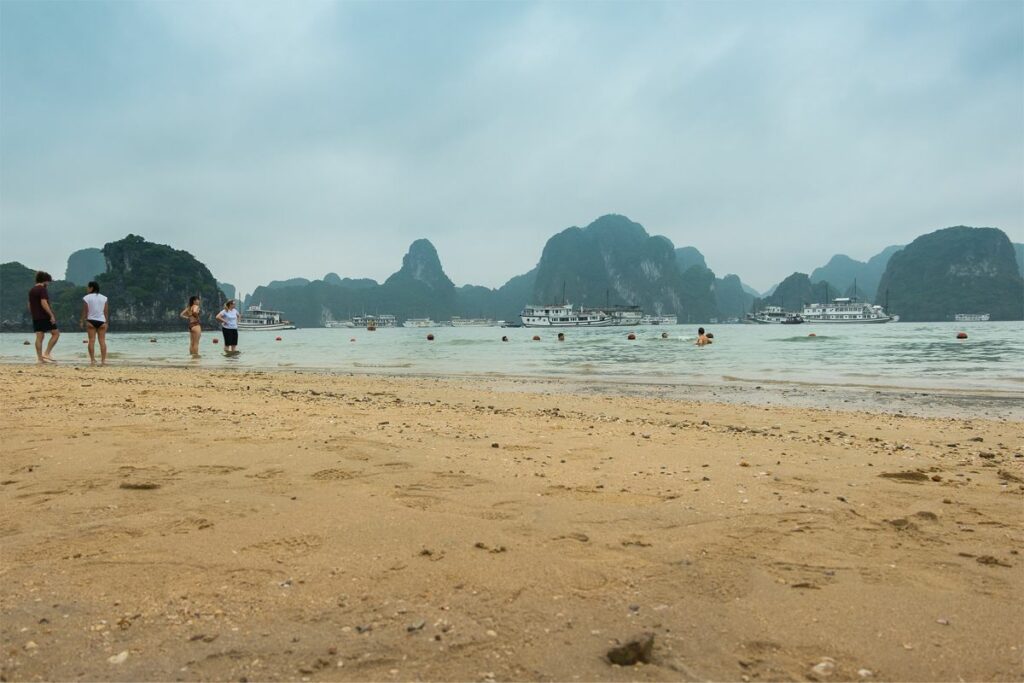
[2, 322, 1021, 393]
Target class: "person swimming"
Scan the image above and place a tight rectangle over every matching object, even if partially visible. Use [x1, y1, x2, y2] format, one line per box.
[695, 327, 711, 346]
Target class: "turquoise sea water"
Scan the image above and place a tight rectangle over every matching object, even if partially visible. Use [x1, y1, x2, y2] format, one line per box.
[2, 322, 1021, 393]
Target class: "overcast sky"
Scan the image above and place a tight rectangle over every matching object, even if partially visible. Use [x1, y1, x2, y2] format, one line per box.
[1, 0, 1021, 294]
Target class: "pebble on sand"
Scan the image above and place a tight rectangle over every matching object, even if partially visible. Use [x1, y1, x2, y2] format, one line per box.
[108, 651, 129, 665]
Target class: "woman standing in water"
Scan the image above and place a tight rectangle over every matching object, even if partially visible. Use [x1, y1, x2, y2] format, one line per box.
[79, 281, 109, 365]
[180, 295, 202, 357]
[216, 300, 240, 354]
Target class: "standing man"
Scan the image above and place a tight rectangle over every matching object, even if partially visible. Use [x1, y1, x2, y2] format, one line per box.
[28, 271, 60, 363]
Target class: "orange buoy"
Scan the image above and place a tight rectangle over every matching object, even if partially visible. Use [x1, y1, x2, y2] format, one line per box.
[956, 332, 968, 339]
[627, 333, 636, 340]
[426, 333, 435, 341]
[808, 333, 816, 337]
[212, 338, 219, 344]
[275, 336, 282, 341]
[532, 335, 541, 341]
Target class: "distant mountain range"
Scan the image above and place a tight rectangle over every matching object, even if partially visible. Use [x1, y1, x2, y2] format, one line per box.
[2, 217, 1021, 330]
[809, 245, 904, 302]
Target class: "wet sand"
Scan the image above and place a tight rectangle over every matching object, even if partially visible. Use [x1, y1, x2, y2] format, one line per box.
[1, 365, 1021, 681]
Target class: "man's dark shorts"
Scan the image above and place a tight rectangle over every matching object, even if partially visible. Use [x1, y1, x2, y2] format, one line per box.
[32, 319, 58, 333]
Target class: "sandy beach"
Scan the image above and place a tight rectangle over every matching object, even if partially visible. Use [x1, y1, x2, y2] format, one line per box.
[0, 365, 1021, 682]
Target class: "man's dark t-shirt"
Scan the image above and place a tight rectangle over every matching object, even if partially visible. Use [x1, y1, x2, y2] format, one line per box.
[28, 286, 50, 320]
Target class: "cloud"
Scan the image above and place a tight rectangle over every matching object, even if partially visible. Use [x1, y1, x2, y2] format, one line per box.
[1, 0, 1020, 294]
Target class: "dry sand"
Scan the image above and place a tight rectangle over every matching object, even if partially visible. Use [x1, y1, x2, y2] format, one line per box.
[0, 365, 1021, 682]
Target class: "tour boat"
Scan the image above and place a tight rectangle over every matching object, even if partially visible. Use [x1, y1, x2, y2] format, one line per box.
[747, 306, 804, 324]
[237, 304, 297, 331]
[600, 306, 644, 326]
[954, 313, 990, 322]
[520, 303, 615, 327]
[801, 298, 893, 323]
[449, 317, 500, 327]
[402, 318, 436, 328]
[640, 314, 678, 325]
[352, 314, 397, 329]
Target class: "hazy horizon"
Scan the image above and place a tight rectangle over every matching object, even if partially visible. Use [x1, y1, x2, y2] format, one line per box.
[2, 0, 1022, 295]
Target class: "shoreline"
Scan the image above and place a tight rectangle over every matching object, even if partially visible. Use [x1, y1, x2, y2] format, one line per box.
[1, 365, 1022, 681]
[2, 360, 1022, 420]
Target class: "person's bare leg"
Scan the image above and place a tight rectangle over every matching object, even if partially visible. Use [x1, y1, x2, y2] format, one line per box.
[43, 330, 59, 361]
[190, 328, 201, 356]
[86, 326, 97, 364]
[98, 325, 108, 365]
[34, 332, 44, 362]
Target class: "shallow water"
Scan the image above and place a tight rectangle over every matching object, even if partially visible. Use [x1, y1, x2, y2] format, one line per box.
[3, 321, 1021, 393]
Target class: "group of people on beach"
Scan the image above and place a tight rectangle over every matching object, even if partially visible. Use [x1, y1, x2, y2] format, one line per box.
[28, 271, 109, 365]
[180, 295, 241, 357]
[29, 269, 710, 364]
[27, 271, 239, 364]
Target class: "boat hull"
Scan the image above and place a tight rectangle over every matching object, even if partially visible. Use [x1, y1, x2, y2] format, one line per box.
[802, 317, 893, 324]
[520, 316, 616, 327]
[236, 323, 297, 331]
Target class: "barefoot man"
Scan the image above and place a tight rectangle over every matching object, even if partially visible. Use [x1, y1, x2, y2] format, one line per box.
[28, 271, 60, 362]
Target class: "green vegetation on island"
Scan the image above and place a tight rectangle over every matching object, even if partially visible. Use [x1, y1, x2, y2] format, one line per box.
[877, 227, 1024, 321]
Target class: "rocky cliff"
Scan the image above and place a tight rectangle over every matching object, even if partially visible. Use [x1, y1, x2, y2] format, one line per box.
[877, 227, 1023, 321]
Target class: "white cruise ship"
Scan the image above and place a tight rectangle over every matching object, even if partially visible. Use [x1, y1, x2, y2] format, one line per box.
[449, 317, 500, 327]
[402, 318, 436, 328]
[324, 319, 355, 328]
[520, 303, 614, 327]
[747, 306, 804, 324]
[954, 313, 990, 322]
[801, 298, 893, 323]
[640, 314, 677, 325]
[352, 314, 397, 329]
[238, 304, 297, 331]
[600, 306, 644, 326]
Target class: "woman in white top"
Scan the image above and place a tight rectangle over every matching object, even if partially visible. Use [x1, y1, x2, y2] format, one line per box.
[216, 300, 240, 353]
[79, 281, 109, 365]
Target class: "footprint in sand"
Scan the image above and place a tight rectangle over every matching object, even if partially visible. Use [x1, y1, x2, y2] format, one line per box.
[311, 468, 359, 481]
[242, 534, 324, 559]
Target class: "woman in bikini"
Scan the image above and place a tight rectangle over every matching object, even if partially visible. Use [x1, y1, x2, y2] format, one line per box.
[180, 295, 202, 357]
[79, 281, 109, 365]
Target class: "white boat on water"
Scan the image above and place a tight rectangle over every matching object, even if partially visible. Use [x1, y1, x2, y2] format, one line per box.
[353, 314, 397, 329]
[747, 306, 804, 324]
[520, 303, 614, 327]
[238, 304, 297, 331]
[449, 317, 500, 327]
[402, 318, 436, 328]
[801, 298, 893, 323]
[954, 313, 990, 322]
[640, 314, 677, 325]
[324, 319, 355, 328]
[601, 306, 644, 326]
